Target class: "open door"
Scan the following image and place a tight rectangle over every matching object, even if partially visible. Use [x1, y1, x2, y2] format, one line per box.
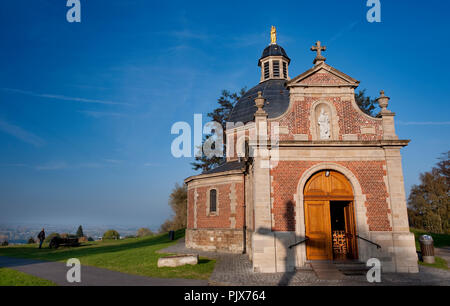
[304, 170, 357, 261]
[344, 202, 358, 259]
[304, 200, 332, 260]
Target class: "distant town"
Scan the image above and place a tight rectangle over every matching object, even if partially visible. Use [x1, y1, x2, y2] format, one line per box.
[0, 223, 157, 244]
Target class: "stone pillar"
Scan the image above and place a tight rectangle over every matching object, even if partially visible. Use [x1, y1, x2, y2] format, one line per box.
[384, 147, 419, 273]
[251, 92, 276, 272]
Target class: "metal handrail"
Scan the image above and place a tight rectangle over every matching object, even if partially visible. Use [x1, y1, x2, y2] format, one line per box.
[288, 236, 309, 249]
[356, 234, 381, 249]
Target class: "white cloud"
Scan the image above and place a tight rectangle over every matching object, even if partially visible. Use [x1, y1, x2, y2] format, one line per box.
[144, 162, 162, 167]
[104, 159, 123, 164]
[78, 111, 126, 118]
[1, 88, 130, 106]
[35, 161, 104, 171]
[0, 119, 45, 147]
[35, 162, 69, 171]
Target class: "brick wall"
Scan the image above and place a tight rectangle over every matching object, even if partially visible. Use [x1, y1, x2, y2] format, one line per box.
[186, 179, 245, 253]
[270, 160, 391, 232]
[270, 96, 383, 141]
[187, 181, 245, 230]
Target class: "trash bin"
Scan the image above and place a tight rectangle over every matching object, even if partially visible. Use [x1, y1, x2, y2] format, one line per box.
[168, 230, 175, 241]
[419, 235, 435, 264]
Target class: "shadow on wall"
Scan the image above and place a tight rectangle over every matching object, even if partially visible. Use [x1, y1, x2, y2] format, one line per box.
[256, 208, 308, 286]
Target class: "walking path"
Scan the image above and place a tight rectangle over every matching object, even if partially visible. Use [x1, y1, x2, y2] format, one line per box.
[160, 238, 450, 286]
[435, 247, 450, 268]
[0, 256, 208, 286]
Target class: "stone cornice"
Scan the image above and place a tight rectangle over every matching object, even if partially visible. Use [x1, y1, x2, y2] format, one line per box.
[277, 139, 410, 148]
[184, 169, 244, 184]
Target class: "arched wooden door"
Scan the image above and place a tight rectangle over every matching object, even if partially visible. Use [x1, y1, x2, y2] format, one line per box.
[304, 170, 357, 260]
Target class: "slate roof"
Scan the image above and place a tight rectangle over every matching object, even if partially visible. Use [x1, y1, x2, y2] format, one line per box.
[228, 79, 290, 124]
[202, 160, 245, 175]
[258, 44, 290, 66]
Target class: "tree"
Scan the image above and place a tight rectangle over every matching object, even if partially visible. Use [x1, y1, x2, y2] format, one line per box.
[137, 227, 154, 237]
[437, 151, 450, 186]
[102, 230, 120, 240]
[355, 89, 377, 116]
[191, 88, 246, 172]
[27, 237, 35, 244]
[408, 151, 449, 233]
[169, 183, 188, 229]
[159, 183, 188, 232]
[76, 225, 84, 238]
[159, 219, 174, 233]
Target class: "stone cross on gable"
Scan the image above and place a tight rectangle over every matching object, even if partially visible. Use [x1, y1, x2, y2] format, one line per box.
[311, 41, 327, 65]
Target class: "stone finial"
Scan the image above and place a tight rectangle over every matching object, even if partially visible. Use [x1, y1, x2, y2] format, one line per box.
[376, 90, 391, 114]
[311, 41, 326, 65]
[254, 91, 267, 116]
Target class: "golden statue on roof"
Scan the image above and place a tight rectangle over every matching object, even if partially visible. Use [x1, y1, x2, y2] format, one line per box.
[270, 26, 277, 44]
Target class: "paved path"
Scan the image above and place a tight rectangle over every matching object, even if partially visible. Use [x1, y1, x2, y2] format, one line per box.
[0, 256, 208, 286]
[160, 238, 450, 286]
[435, 247, 450, 268]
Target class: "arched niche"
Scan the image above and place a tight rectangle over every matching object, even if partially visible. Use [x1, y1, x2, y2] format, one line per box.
[310, 101, 340, 141]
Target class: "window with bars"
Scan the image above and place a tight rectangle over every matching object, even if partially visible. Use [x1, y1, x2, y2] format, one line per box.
[264, 62, 270, 79]
[283, 62, 287, 78]
[273, 61, 280, 77]
[210, 189, 217, 213]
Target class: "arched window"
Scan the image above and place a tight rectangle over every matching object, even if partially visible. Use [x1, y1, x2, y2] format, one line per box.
[210, 189, 217, 213]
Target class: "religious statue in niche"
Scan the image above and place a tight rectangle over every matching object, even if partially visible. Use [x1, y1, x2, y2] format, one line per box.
[318, 109, 331, 139]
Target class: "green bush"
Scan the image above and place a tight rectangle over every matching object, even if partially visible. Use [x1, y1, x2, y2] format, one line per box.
[137, 227, 154, 237]
[27, 237, 35, 244]
[87, 237, 94, 242]
[1, 241, 8, 246]
[102, 230, 120, 240]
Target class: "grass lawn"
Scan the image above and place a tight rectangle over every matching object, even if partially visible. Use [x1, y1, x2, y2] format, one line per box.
[0, 229, 215, 280]
[0, 268, 56, 286]
[418, 257, 448, 270]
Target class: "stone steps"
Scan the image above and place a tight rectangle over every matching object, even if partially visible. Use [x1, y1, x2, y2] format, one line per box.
[310, 261, 344, 280]
[334, 261, 369, 275]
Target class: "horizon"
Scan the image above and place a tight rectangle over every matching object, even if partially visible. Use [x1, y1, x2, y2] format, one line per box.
[0, 1, 449, 227]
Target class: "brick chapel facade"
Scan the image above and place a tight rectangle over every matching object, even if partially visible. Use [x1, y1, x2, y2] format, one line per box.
[184, 30, 418, 273]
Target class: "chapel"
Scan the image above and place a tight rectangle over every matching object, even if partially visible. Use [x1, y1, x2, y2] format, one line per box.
[184, 27, 418, 273]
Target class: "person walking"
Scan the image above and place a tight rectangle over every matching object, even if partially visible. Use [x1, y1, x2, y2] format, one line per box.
[37, 228, 45, 249]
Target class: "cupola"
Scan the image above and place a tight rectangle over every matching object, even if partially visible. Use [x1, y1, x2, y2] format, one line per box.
[258, 26, 290, 82]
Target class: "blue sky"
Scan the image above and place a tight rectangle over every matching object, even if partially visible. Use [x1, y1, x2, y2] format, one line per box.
[0, 0, 449, 229]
